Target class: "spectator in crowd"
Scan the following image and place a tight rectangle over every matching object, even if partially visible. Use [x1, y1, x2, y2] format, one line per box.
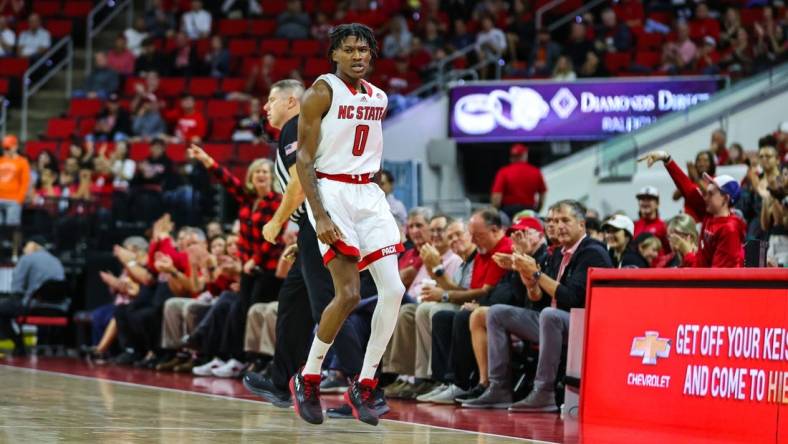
[130, 72, 161, 113]
[634, 186, 670, 254]
[310, 11, 331, 41]
[0, 235, 65, 356]
[654, 214, 700, 268]
[169, 94, 206, 144]
[0, 16, 15, 56]
[169, 31, 200, 77]
[144, 0, 176, 39]
[709, 129, 730, 166]
[203, 35, 230, 78]
[529, 29, 561, 77]
[33, 167, 61, 204]
[777, 122, 788, 163]
[662, 20, 697, 73]
[491, 144, 547, 219]
[637, 235, 662, 266]
[695, 36, 721, 75]
[17, 13, 50, 59]
[720, 28, 754, 75]
[760, 163, 787, 267]
[181, 0, 212, 40]
[31, 150, 58, 188]
[134, 138, 173, 191]
[135, 38, 169, 76]
[240, 54, 275, 99]
[422, 20, 445, 55]
[674, 150, 716, 202]
[564, 22, 593, 69]
[132, 97, 167, 141]
[383, 15, 413, 58]
[0, 135, 30, 261]
[124, 17, 148, 57]
[232, 98, 265, 143]
[408, 37, 433, 73]
[276, 0, 310, 40]
[476, 14, 507, 60]
[602, 214, 648, 268]
[595, 7, 632, 53]
[0, 0, 25, 20]
[552, 55, 576, 81]
[470, 200, 611, 411]
[739, 144, 782, 240]
[640, 150, 746, 267]
[107, 35, 136, 77]
[720, 7, 743, 50]
[449, 18, 474, 53]
[504, 0, 535, 64]
[379, 170, 407, 231]
[89, 94, 132, 142]
[690, 3, 720, 41]
[578, 51, 609, 78]
[728, 143, 748, 165]
[107, 141, 136, 190]
[81, 52, 120, 99]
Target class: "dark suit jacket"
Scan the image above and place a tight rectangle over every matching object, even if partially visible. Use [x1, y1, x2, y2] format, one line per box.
[544, 236, 612, 311]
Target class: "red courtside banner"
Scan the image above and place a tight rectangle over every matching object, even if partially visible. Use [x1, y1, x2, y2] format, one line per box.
[580, 268, 788, 442]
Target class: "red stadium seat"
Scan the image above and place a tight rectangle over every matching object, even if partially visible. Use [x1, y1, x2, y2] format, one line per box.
[374, 58, 397, 77]
[291, 40, 322, 57]
[166, 143, 187, 163]
[47, 20, 73, 38]
[237, 143, 272, 162]
[647, 11, 673, 26]
[123, 77, 145, 97]
[68, 98, 103, 117]
[78, 118, 96, 137]
[130, 142, 150, 161]
[260, 39, 289, 56]
[264, 0, 287, 15]
[604, 52, 632, 74]
[189, 77, 220, 97]
[739, 8, 764, 27]
[62, 1, 93, 18]
[195, 38, 212, 58]
[0, 78, 7, 95]
[273, 57, 301, 79]
[23, 141, 60, 160]
[221, 78, 246, 93]
[229, 38, 258, 57]
[0, 57, 29, 77]
[248, 19, 277, 37]
[205, 99, 240, 119]
[33, 1, 62, 17]
[218, 18, 248, 37]
[45, 118, 77, 140]
[304, 58, 331, 78]
[635, 51, 661, 69]
[637, 33, 664, 51]
[209, 119, 236, 141]
[203, 143, 234, 162]
[158, 78, 187, 97]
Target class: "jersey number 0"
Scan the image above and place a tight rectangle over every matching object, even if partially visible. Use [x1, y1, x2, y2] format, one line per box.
[352, 124, 369, 156]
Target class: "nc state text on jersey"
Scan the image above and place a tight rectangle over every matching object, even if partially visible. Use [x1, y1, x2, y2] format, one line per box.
[337, 105, 386, 121]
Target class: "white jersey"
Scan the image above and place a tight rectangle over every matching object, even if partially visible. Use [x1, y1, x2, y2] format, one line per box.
[314, 73, 388, 175]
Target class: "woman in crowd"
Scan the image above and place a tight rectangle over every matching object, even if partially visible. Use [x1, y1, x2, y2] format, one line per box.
[653, 214, 700, 268]
[602, 214, 649, 268]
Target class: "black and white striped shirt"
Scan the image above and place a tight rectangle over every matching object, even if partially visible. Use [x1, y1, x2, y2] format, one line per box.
[275, 115, 306, 223]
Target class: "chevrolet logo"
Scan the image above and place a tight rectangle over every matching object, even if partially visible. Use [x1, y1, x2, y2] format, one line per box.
[630, 331, 671, 365]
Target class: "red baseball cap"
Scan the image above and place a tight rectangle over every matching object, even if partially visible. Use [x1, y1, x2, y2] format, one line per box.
[510, 144, 528, 156]
[508, 216, 544, 235]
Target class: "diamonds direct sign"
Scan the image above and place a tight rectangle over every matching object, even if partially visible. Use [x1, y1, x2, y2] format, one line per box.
[449, 78, 720, 142]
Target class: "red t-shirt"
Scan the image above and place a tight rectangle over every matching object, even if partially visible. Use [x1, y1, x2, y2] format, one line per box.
[634, 216, 671, 254]
[398, 247, 422, 272]
[470, 236, 513, 289]
[491, 161, 547, 208]
[175, 111, 206, 142]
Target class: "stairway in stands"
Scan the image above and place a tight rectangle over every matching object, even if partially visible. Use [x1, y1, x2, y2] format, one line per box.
[6, 7, 134, 140]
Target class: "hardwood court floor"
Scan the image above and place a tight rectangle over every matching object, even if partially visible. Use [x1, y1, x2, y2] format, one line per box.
[0, 361, 568, 443]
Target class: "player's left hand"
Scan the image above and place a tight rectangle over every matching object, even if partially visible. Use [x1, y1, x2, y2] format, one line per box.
[316, 216, 344, 246]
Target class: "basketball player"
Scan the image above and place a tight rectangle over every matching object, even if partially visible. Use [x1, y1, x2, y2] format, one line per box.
[291, 23, 406, 426]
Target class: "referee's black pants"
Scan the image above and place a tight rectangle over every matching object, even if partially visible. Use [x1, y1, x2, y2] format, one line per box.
[269, 218, 364, 390]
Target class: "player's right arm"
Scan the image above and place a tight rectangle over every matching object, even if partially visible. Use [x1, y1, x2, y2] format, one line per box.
[296, 80, 344, 245]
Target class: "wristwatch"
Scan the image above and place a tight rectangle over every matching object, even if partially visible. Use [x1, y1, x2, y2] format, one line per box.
[532, 270, 542, 281]
[441, 291, 450, 303]
[432, 265, 445, 277]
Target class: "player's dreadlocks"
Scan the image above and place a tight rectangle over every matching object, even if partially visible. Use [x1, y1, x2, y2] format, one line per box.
[327, 23, 378, 69]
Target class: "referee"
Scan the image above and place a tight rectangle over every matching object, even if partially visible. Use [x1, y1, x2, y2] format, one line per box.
[243, 80, 387, 417]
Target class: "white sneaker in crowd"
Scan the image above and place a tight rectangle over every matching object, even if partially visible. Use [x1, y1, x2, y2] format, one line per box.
[192, 358, 226, 376]
[212, 358, 246, 378]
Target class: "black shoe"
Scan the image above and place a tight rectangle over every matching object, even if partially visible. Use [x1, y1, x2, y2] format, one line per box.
[243, 372, 292, 408]
[455, 383, 487, 402]
[289, 370, 324, 425]
[344, 378, 380, 426]
[327, 387, 390, 419]
[113, 351, 140, 366]
[134, 354, 158, 369]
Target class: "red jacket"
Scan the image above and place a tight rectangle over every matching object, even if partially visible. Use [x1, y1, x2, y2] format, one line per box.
[634, 216, 671, 254]
[665, 160, 745, 267]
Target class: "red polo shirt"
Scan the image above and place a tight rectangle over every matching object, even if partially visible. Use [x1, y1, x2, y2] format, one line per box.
[470, 236, 513, 289]
[491, 161, 547, 208]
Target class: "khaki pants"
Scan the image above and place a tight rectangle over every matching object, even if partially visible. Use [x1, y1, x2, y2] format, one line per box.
[161, 297, 210, 349]
[244, 301, 278, 356]
[383, 302, 459, 378]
